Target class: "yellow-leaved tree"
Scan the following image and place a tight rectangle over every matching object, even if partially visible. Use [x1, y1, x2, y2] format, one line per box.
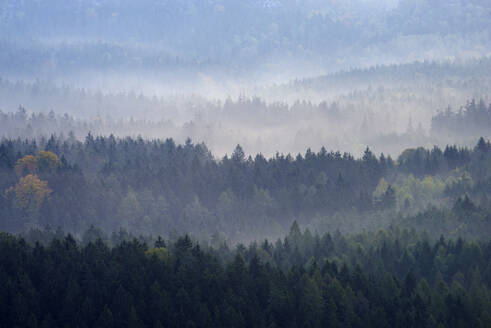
[11, 174, 52, 211]
[6, 152, 58, 229]
[14, 151, 60, 176]
[373, 177, 389, 198]
[37, 150, 60, 172]
[15, 155, 38, 176]
[145, 247, 170, 262]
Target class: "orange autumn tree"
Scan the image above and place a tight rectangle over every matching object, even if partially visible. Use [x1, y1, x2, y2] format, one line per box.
[8, 151, 59, 216]
[37, 150, 60, 172]
[15, 155, 38, 176]
[10, 174, 53, 211]
[15, 151, 60, 176]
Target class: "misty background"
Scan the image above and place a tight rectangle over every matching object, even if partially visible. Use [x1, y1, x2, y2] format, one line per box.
[1, 3, 491, 328]
[0, 0, 490, 243]
[0, 0, 490, 156]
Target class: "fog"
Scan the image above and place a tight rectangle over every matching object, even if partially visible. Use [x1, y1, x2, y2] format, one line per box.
[0, 0, 490, 237]
[2, 3, 491, 326]
[1, 57, 490, 157]
[1, 1, 490, 158]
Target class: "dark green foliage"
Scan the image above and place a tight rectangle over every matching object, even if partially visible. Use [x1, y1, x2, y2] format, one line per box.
[0, 229, 489, 328]
[0, 135, 489, 240]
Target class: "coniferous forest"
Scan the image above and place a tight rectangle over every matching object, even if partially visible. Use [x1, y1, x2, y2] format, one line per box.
[0, 135, 490, 327]
[1, 135, 490, 240]
[1, 227, 490, 328]
[1, 1, 491, 327]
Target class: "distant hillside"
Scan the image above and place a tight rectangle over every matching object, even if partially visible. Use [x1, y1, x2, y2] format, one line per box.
[1, 0, 490, 75]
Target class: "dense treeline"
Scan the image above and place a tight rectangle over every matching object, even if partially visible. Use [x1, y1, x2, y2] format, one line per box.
[1, 134, 489, 240]
[432, 99, 491, 138]
[2, 1, 491, 327]
[290, 57, 491, 91]
[1, 0, 490, 74]
[1, 226, 490, 328]
[2, 69, 489, 156]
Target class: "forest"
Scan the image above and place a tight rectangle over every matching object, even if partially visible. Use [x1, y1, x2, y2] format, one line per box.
[1, 1, 491, 327]
[2, 0, 491, 79]
[1, 75, 490, 157]
[0, 224, 490, 327]
[1, 134, 489, 241]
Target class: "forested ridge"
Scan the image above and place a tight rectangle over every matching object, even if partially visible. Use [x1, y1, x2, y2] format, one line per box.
[2, 58, 490, 157]
[0, 226, 490, 328]
[2, 1, 491, 327]
[2, 0, 490, 75]
[1, 134, 490, 240]
[432, 99, 491, 138]
[1, 130, 490, 328]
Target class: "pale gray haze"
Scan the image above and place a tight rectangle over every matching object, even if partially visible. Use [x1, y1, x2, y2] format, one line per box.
[1, 0, 490, 156]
